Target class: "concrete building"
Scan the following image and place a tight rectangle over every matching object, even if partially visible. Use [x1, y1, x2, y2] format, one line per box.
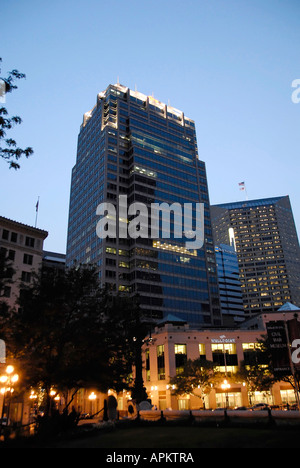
[0, 217, 49, 425]
[141, 305, 300, 410]
[42, 250, 66, 273]
[211, 196, 300, 317]
[0, 216, 48, 309]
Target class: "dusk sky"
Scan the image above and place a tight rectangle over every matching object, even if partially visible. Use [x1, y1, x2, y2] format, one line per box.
[1, 0, 300, 254]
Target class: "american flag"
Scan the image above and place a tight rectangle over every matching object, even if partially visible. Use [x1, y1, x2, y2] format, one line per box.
[239, 182, 245, 191]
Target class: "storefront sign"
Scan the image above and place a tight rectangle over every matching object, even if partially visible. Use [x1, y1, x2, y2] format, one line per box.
[211, 335, 235, 344]
[266, 321, 290, 377]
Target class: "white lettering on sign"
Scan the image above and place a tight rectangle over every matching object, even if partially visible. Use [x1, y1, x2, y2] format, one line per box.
[211, 337, 235, 343]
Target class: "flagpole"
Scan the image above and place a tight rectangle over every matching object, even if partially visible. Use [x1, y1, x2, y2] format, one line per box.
[239, 182, 248, 201]
[35, 196, 40, 228]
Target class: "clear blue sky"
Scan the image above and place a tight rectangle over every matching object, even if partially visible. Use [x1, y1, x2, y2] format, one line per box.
[1, 0, 300, 254]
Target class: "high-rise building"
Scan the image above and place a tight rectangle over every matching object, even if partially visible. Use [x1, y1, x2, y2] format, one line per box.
[66, 83, 220, 327]
[211, 196, 300, 317]
[215, 244, 244, 326]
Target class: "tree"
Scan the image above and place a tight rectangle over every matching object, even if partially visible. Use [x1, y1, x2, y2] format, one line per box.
[0, 58, 33, 169]
[233, 340, 275, 406]
[0, 263, 137, 417]
[169, 358, 222, 409]
[127, 296, 149, 404]
[234, 362, 274, 406]
[100, 292, 149, 404]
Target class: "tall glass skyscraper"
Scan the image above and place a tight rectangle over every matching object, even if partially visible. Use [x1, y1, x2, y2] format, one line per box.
[66, 83, 220, 328]
[211, 196, 300, 317]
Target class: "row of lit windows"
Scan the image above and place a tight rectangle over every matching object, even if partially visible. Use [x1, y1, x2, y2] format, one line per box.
[147, 342, 263, 380]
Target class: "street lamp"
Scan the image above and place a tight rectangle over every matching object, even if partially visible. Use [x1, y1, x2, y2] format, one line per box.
[221, 379, 231, 408]
[29, 390, 37, 400]
[0, 365, 19, 428]
[88, 391, 96, 401]
[88, 391, 97, 417]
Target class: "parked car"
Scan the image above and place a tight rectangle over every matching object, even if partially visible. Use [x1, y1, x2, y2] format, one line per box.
[286, 403, 299, 411]
[251, 403, 270, 411]
[79, 413, 91, 419]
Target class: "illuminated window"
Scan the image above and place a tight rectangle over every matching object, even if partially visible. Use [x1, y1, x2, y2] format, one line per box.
[242, 342, 262, 351]
[157, 345, 165, 380]
[212, 343, 238, 374]
[153, 240, 197, 256]
[145, 349, 150, 381]
[106, 247, 116, 254]
[178, 399, 190, 410]
[175, 344, 187, 375]
[199, 343, 206, 358]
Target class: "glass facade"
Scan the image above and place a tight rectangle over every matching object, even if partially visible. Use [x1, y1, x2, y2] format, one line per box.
[211, 196, 300, 317]
[66, 83, 221, 327]
[215, 244, 244, 325]
[174, 344, 187, 375]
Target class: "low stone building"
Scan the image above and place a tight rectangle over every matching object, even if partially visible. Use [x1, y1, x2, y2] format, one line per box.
[141, 304, 300, 410]
[0, 216, 48, 310]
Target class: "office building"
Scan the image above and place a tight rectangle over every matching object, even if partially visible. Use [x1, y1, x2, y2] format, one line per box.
[35, 303, 300, 416]
[215, 244, 244, 326]
[211, 196, 300, 317]
[0, 216, 48, 309]
[42, 250, 66, 273]
[140, 304, 300, 410]
[66, 83, 220, 327]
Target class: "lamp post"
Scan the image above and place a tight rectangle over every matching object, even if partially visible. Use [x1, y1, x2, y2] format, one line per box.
[88, 391, 97, 416]
[0, 365, 19, 429]
[221, 343, 231, 409]
[221, 379, 231, 409]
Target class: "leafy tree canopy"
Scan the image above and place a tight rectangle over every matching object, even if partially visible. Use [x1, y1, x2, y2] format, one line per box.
[0, 263, 143, 411]
[169, 358, 223, 407]
[233, 339, 275, 403]
[0, 57, 33, 169]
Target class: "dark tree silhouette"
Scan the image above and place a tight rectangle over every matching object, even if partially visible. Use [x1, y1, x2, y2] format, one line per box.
[0, 58, 33, 169]
[0, 264, 140, 416]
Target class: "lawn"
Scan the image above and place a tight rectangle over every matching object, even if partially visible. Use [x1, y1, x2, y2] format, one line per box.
[48, 425, 300, 448]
